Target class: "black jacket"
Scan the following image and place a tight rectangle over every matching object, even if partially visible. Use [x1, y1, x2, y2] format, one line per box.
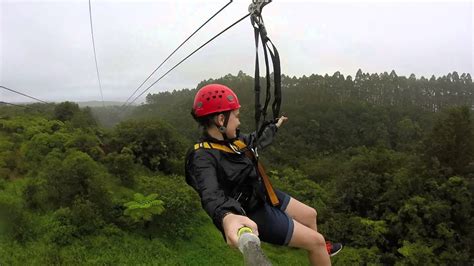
[184, 124, 278, 232]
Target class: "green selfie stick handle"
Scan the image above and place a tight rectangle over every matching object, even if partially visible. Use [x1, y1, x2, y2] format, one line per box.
[238, 226, 253, 237]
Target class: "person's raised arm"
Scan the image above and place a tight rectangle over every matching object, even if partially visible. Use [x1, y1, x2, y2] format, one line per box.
[240, 116, 288, 150]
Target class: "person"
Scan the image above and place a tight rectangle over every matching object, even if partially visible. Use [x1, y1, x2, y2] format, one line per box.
[185, 84, 342, 265]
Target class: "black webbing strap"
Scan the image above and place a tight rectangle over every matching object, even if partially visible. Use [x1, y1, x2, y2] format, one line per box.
[220, 111, 232, 140]
[250, 1, 282, 140]
[253, 24, 262, 136]
[259, 16, 272, 125]
[267, 39, 281, 119]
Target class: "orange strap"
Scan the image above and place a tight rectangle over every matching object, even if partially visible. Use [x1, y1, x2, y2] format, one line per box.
[194, 140, 280, 206]
[244, 150, 280, 206]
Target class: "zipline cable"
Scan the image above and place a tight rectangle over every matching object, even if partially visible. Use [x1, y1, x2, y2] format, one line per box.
[122, 0, 233, 107]
[124, 12, 251, 108]
[0, 86, 48, 104]
[88, 0, 105, 107]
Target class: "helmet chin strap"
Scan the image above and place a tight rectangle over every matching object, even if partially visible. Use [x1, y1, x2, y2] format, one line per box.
[215, 111, 232, 141]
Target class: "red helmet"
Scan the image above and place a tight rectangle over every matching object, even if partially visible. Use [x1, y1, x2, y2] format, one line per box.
[193, 84, 241, 117]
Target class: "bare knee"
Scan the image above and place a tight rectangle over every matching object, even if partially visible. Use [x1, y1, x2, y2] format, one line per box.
[309, 207, 317, 222]
[301, 231, 326, 251]
[304, 207, 317, 227]
[310, 232, 326, 251]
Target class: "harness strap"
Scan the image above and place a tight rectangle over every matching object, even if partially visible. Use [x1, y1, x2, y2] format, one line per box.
[244, 149, 279, 207]
[250, 3, 282, 140]
[194, 140, 279, 206]
[253, 24, 262, 135]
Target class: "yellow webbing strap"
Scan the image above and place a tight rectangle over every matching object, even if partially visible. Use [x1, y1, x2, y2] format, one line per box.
[233, 140, 247, 150]
[194, 140, 246, 154]
[195, 142, 232, 153]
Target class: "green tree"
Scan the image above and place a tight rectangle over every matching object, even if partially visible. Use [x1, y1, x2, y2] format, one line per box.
[0, 181, 35, 243]
[103, 150, 136, 187]
[135, 174, 201, 239]
[53, 102, 80, 122]
[424, 106, 474, 176]
[397, 241, 438, 265]
[124, 193, 165, 222]
[110, 119, 187, 174]
[29, 151, 111, 213]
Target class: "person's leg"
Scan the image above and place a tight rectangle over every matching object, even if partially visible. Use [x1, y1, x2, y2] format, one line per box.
[288, 218, 331, 266]
[284, 197, 318, 231]
[248, 196, 331, 265]
[283, 195, 343, 257]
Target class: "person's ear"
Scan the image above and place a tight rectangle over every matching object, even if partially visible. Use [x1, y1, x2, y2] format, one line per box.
[214, 114, 224, 127]
[218, 114, 226, 126]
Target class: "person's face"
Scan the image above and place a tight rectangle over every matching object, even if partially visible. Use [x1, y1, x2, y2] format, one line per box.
[226, 109, 241, 138]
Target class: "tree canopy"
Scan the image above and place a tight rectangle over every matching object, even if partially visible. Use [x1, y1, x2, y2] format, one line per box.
[1, 71, 472, 264]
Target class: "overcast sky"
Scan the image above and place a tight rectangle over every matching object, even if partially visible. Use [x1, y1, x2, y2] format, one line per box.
[1, 0, 473, 103]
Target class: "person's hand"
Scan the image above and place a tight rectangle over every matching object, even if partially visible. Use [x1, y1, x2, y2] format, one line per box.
[222, 213, 258, 247]
[275, 116, 288, 128]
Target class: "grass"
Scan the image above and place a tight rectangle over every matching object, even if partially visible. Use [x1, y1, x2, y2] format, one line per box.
[0, 219, 312, 265]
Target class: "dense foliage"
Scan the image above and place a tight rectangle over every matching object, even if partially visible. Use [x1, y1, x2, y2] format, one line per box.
[1, 70, 472, 265]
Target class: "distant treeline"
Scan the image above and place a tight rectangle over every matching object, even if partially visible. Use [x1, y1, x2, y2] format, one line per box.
[145, 69, 473, 113]
[282, 70, 473, 111]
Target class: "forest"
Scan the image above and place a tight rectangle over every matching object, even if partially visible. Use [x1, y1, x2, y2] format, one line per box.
[1, 70, 473, 265]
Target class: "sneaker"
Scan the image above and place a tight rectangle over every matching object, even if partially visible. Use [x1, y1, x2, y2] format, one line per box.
[326, 241, 343, 257]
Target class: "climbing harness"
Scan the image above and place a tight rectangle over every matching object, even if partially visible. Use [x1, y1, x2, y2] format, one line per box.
[194, 139, 280, 206]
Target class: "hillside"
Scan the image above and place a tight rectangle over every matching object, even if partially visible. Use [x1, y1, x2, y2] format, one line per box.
[1, 71, 473, 265]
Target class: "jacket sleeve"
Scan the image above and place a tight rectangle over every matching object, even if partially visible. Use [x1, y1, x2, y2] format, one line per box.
[185, 149, 245, 232]
[240, 123, 278, 150]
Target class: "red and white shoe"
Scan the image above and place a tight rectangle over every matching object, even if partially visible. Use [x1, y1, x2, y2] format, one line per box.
[326, 241, 343, 257]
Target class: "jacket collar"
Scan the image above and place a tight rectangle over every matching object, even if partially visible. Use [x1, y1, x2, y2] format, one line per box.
[200, 131, 238, 145]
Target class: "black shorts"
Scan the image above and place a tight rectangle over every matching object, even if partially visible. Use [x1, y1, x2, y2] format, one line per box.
[247, 189, 294, 246]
